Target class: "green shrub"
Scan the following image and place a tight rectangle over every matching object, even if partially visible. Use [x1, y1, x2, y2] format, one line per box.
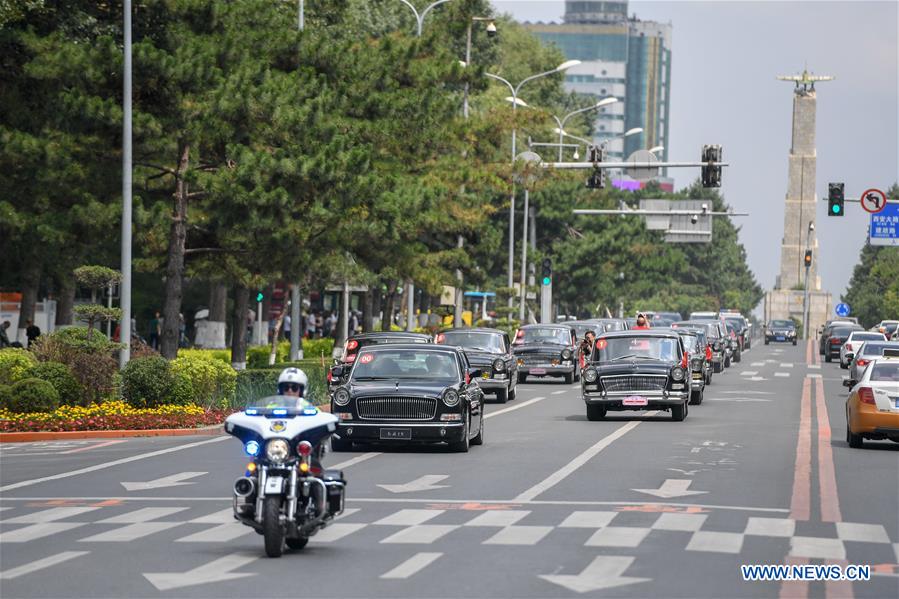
[121, 356, 178, 409]
[4, 378, 60, 413]
[26, 362, 82, 406]
[32, 327, 120, 404]
[177, 348, 231, 363]
[0, 385, 12, 412]
[246, 345, 272, 369]
[0, 348, 38, 386]
[303, 337, 335, 359]
[171, 355, 237, 409]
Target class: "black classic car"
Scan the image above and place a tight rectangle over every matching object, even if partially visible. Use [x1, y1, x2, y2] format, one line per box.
[765, 319, 798, 346]
[512, 324, 579, 384]
[329, 344, 484, 452]
[673, 329, 707, 404]
[436, 328, 518, 403]
[673, 321, 726, 373]
[581, 330, 692, 421]
[329, 332, 432, 388]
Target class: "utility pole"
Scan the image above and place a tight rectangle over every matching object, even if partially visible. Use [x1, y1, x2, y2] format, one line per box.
[802, 222, 814, 340]
[119, 0, 133, 368]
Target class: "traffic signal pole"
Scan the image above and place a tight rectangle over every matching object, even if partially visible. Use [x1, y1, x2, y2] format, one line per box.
[540, 281, 552, 324]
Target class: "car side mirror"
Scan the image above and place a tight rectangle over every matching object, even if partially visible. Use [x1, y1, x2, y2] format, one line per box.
[842, 378, 855, 388]
[330, 365, 345, 379]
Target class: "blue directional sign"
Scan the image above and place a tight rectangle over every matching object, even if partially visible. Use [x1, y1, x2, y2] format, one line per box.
[835, 303, 851, 317]
[870, 202, 899, 246]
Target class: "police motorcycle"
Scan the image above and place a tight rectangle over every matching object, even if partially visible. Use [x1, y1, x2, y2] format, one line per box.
[224, 368, 346, 557]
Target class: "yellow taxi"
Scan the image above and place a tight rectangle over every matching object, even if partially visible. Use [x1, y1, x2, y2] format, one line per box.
[845, 352, 899, 448]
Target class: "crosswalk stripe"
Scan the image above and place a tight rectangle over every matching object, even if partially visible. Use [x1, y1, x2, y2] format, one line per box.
[686, 531, 744, 554]
[188, 508, 234, 524]
[175, 523, 254, 543]
[745, 517, 795, 537]
[98, 507, 188, 523]
[751, 362, 765, 367]
[585, 526, 650, 547]
[558, 511, 617, 528]
[464, 510, 530, 527]
[3, 506, 101, 524]
[2, 522, 87, 542]
[379, 525, 458, 544]
[836, 522, 890, 543]
[775, 372, 790, 377]
[0, 551, 90, 580]
[781, 363, 794, 368]
[790, 536, 846, 559]
[482, 525, 553, 545]
[373, 509, 444, 526]
[314, 523, 367, 543]
[78, 522, 181, 542]
[651, 513, 707, 532]
[380, 552, 442, 579]
[740, 371, 758, 376]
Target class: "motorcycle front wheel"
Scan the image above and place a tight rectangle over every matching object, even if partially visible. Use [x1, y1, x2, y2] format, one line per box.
[263, 496, 284, 558]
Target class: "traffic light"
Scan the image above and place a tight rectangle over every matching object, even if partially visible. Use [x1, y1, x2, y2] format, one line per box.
[701, 145, 722, 188]
[586, 145, 605, 189]
[541, 258, 552, 286]
[828, 182, 844, 216]
[256, 291, 264, 302]
[804, 250, 812, 268]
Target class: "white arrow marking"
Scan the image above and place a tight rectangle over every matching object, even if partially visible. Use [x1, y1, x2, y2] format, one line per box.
[539, 556, 650, 593]
[378, 475, 449, 494]
[632, 479, 708, 499]
[121, 471, 206, 491]
[143, 552, 258, 591]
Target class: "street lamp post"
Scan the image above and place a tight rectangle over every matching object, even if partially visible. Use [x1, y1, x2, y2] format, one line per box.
[119, 0, 133, 368]
[802, 221, 814, 340]
[551, 97, 619, 162]
[398, 0, 453, 37]
[485, 59, 581, 315]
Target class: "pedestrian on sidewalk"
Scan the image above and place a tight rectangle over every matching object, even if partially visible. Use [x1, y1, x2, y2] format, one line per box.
[25, 319, 41, 348]
[0, 321, 11, 348]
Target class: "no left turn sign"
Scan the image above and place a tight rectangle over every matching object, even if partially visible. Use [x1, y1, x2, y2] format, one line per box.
[861, 188, 887, 214]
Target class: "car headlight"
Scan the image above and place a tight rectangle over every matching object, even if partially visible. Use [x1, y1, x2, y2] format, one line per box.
[265, 439, 290, 463]
[492, 358, 505, 372]
[788, 331, 795, 337]
[561, 348, 572, 360]
[334, 387, 351, 406]
[583, 368, 598, 383]
[671, 367, 685, 382]
[442, 389, 460, 407]
[766, 329, 772, 335]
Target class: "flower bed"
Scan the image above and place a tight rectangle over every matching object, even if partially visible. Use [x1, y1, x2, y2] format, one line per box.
[0, 400, 235, 433]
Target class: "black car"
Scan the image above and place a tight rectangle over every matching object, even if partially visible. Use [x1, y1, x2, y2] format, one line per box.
[581, 330, 691, 421]
[329, 344, 484, 452]
[566, 320, 606, 342]
[819, 322, 863, 357]
[512, 324, 579, 383]
[675, 329, 709, 402]
[329, 332, 432, 388]
[587, 318, 629, 332]
[823, 325, 865, 362]
[724, 321, 743, 362]
[723, 315, 751, 350]
[765, 320, 797, 345]
[672, 321, 725, 373]
[436, 328, 518, 403]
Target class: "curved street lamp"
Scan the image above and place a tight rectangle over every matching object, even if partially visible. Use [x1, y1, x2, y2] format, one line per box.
[398, 0, 453, 37]
[551, 97, 619, 161]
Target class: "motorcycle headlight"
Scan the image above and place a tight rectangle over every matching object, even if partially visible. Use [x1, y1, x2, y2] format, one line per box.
[442, 389, 460, 407]
[561, 348, 572, 360]
[583, 368, 598, 383]
[671, 367, 685, 382]
[265, 439, 290, 463]
[334, 387, 351, 406]
[492, 358, 505, 372]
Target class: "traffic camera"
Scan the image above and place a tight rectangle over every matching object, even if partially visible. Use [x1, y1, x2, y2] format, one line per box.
[828, 182, 844, 216]
[701, 145, 722, 187]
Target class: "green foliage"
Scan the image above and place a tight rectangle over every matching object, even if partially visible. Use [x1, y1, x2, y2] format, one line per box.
[178, 348, 232, 364]
[0, 348, 38, 386]
[234, 362, 328, 407]
[4, 378, 60, 413]
[73, 265, 122, 291]
[74, 304, 123, 327]
[170, 355, 237, 409]
[31, 327, 120, 405]
[121, 356, 179, 409]
[26, 361, 81, 406]
[301, 338, 335, 360]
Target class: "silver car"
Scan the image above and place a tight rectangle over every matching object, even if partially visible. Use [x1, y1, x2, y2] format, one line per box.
[840, 331, 888, 369]
[848, 341, 899, 382]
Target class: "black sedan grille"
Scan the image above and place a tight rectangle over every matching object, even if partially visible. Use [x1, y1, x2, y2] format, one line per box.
[356, 396, 438, 421]
[601, 375, 667, 392]
[517, 352, 561, 365]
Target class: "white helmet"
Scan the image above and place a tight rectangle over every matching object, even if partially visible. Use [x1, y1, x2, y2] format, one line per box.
[277, 367, 308, 396]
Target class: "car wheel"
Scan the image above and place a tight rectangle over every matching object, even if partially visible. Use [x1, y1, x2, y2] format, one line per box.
[734, 350, 741, 363]
[330, 437, 352, 452]
[563, 372, 573, 384]
[690, 388, 703, 405]
[724, 356, 731, 368]
[471, 417, 484, 446]
[495, 388, 508, 404]
[846, 424, 863, 448]
[792, 340, 797, 346]
[508, 384, 516, 401]
[840, 361, 848, 370]
[586, 404, 606, 421]
[765, 339, 770, 345]
[448, 413, 470, 453]
[671, 402, 686, 421]
[825, 353, 832, 363]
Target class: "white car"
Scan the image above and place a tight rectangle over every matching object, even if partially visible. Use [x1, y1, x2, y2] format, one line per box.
[840, 331, 888, 369]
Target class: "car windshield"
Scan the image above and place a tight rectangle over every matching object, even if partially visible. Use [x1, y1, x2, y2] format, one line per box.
[570, 324, 602, 339]
[870, 363, 899, 382]
[351, 350, 458, 380]
[515, 328, 570, 345]
[246, 396, 315, 411]
[679, 335, 699, 352]
[726, 318, 745, 329]
[439, 331, 504, 353]
[601, 320, 626, 331]
[850, 333, 886, 341]
[593, 336, 681, 362]
[771, 320, 794, 328]
[832, 327, 860, 337]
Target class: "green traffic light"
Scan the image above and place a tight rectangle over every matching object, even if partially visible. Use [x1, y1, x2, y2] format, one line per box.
[832, 205, 841, 214]
[542, 276, 551, 286]
[256, 292, 264, 302]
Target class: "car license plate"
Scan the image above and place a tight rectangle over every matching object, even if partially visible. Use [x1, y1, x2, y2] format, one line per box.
[530, 368, 547, 375]
[481, 372, 490, 379]
[380, 428, 412, 440]
[776, 336, 785, 341]
[264, 476, 283, 494]
[622, 395, 648, 406]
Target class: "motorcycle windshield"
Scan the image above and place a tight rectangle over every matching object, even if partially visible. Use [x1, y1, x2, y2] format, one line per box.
[245, 395, 316, 415]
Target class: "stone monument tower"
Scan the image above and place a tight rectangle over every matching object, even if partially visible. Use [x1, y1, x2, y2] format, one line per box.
[763, 70, 833, 336]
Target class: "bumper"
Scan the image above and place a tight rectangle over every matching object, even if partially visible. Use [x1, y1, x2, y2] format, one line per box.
[519, 364, 574, 377]
[477, 378, 509, 392]
[690, 372, 706, 389]
[766, 335, 797, 343]
[583, 391, 689, 410]
[334, 422, 465, 444]
[850, 404, 899, 437]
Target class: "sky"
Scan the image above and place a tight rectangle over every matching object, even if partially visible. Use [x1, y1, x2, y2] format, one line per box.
[491, 0, 899, 311]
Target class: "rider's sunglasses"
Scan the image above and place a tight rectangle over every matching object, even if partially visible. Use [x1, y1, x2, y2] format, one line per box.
[282, 383, 301, 391]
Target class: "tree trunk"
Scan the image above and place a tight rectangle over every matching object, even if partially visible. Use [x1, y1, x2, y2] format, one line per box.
[18, 260, 42, 344]
[55, 273, 75, 326]
[195, 281, 227, 348]
[381, 281, 397, 331]
[231, 285, 249, 370]
[160, 143, 190, 359]
[362, 289, 374, 333]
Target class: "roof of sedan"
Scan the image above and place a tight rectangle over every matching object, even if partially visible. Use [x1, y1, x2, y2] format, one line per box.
[520, 324, 572, 330]
[350, 332, 431, 340]
[598, 329, 681, 339]
[357, 343, 459, 352]
[440, 328, 504, 335]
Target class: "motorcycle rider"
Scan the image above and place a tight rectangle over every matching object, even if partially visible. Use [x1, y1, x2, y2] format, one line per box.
[277, 367, 308, 402]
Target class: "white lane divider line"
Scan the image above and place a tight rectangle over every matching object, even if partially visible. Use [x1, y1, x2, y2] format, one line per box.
[97, 507, 188, 523]
[740, 371, 759, 376]
[751, 362, 765, 367]
[485, 397, 545, 420]
[513, 416, 652, 502]
[330, 452, 381, 471]
[61, 440, 127, 454]
[0, 551, 90, 580]
[380, 552, 442, 579]
[780, 363, 794, 368]
[3, 506, 101, 524]
[189, 508, 235, 524]
[775, 372, 791, 378]
[1, 522, 87, 543]
[0, 436, 229, 493]
[373, 509, 444, 526]
[312, 522, 367, 543]
[552, 390, 567, 395]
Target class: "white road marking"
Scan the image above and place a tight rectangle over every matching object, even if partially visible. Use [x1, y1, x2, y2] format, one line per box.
[807, 374, 823, 379]
[373, 509, 444, 526]
[378, 474, 449, 494]
[0, 551, 90, 580]
[61, 440, 127, 454]
[705, 398, 772, 403]
[558, 511, 618, 528]
[121, 472, 206, 492]
[189, 508, 234, 524]
[740, 371, 758, 376]
[751, 362, 765, 367]
[539, 555, 651, 593]
[330, 452, 381, 470]
[789, 536, 846, 560]
[835, 522, 890, 543]
[775, 372, 791, 377]
[313, 522, 367, 542]
[380, 552, 442, 579]
[808, 364, 821, 369]
[651, 513, 707, 532]
[744, 517, 795, 538]
[514, 416, 651, 502]
[379, 524, 458, 544]
[484, 396, 546, 420]
[143, 552, 258, 591]
[483, 525, 553, 545]
[464, 510, 530, 527]
[632, 479, 707, 499]
[0, 436, 229, 492]
[1, 522, 86, 543]
[79, 521, 181, 542]
[552, 390, 567, 395]
[585, 526, 650, 548]
[98, 507, 188, 523]
[780, 363, 794, 368]
[335, 508, 360, 520]
[686, 531, 744, 554]
[749, 376, 767, 381]
[3, 506, 101, 524]
[719, 391, 774, 395]
[175, 523, 253, 543]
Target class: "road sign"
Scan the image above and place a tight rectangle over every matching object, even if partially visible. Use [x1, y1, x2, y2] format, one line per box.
[861, 188, 887, 214]
[870, 201, 899, 246]
[835, 303, 851, 317]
